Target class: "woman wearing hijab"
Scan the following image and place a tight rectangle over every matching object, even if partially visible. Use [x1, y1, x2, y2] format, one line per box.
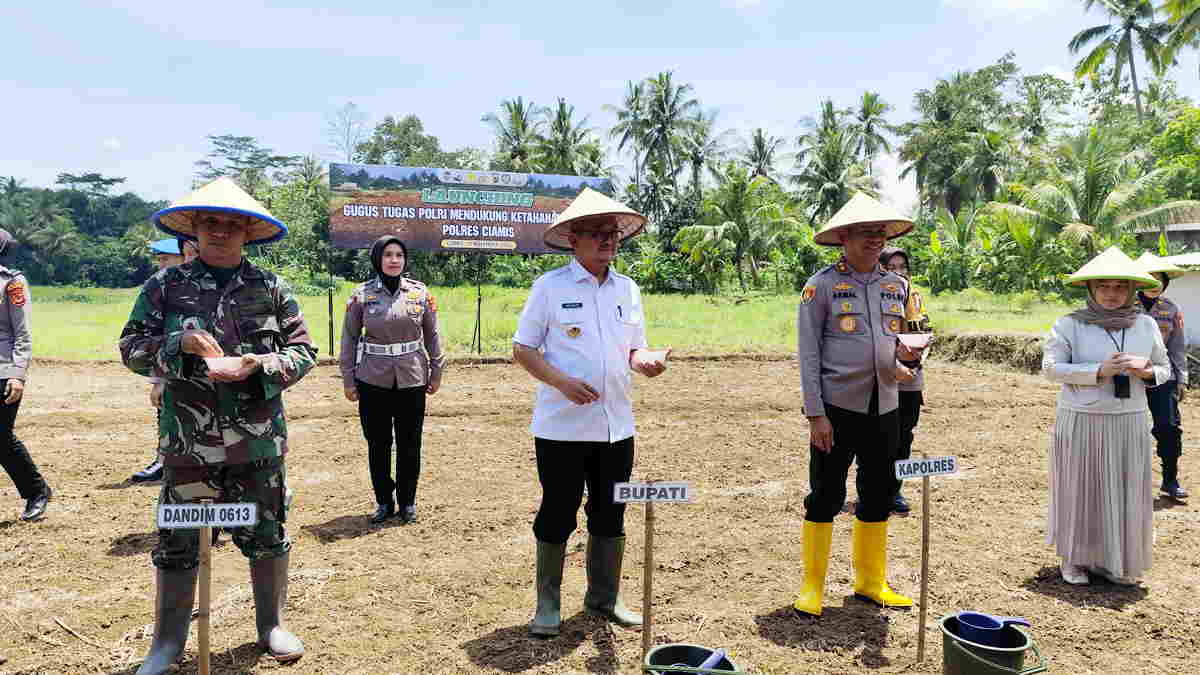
[1042, 246, 1168, 586]
[339, 236, 444, 524]
[1134, 252, 1189, 501]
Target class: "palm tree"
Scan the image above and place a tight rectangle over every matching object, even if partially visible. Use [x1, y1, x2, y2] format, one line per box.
[851, 92, 896, 174]
[604, 81, 648, 188]
[739, 128, 785, 181]
[989, 127, 1200, 253]
[1161, 0, 1200, 77]
[482, 97, 544, 172]
[795, 100, 847, 167]
[642, 72, 701, 186]
[677, 108, 735, 200]
[1068, 0, 1170, 121]
[791, 125, 876, 224]
[954, 128, 1018, 204]
[535, 98, 596, 176]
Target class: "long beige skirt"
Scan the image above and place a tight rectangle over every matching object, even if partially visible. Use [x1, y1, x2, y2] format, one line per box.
[1046, 408, 1154, 579]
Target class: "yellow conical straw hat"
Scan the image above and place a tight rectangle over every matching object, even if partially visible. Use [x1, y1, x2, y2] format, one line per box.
[153, 177, 287, 245]
[543, 187, 646, 252]
[813, 192, 914, 246]
[1135, 251, 1185, 280]
[1067, 246, 1160, 289]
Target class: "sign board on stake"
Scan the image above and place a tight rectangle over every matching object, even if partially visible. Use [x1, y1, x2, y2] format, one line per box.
[895, 456, 958, 480]
[613, 481, 691, 503]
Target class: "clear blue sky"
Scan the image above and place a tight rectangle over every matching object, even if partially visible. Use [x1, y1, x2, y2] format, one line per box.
[4, 0, 1198, 210]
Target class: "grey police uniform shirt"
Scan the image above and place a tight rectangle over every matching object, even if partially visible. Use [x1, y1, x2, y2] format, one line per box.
[896, 275, 926, 393]
[1142, 295, 1187, 385]
[339, 276, 444, 390]
[797, 259, 909, 417]
[0, 266, 31, 381]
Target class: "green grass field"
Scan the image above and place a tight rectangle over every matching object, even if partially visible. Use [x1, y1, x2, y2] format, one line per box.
[29, 283, 1072, 361]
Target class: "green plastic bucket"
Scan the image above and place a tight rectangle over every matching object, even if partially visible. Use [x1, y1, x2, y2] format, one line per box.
[941, 615, 1047, 675]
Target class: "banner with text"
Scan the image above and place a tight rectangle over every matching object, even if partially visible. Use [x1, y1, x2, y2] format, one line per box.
[329, 163, 613, 253]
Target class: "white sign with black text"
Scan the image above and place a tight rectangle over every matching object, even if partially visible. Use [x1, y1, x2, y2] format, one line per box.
[157, 503, 259, 529]
[613, 481, 691, 503]
[895, 456, 959, 480]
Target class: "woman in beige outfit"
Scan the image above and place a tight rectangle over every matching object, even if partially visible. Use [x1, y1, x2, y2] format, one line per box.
[1042, 246, 1168, 586]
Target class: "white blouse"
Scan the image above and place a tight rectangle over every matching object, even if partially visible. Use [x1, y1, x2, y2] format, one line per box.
[1042, 314, 1170, 413]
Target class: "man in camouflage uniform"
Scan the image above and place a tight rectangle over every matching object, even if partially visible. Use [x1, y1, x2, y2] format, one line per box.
[119, 177, 316, 674]
[1135, 253, 1189, 500]
[793, 194, 921, 617]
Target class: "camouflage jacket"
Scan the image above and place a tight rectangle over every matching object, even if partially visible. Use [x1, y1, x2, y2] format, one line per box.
[119, 259, 317, 468]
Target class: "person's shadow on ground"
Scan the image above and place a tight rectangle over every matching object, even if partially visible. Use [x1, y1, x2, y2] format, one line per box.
[110, 641, 274, 674]
[301, 513, 405, 544]
[460, 612, 618, 673]
[1020, 564, 1148, 609]
[754, 601, 896, 669]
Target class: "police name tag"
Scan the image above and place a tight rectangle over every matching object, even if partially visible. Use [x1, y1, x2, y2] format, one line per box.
[157, 503, 259, 529]
[613, 481, 691, 503]
[895, 456, 958, 480]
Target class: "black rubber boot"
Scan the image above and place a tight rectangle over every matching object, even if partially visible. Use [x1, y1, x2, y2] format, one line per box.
[370, 502, 394, 524]
[530, 540, 566, 636]
[250, 553, 304, 662]
[136, 567, 198, 675]
[583, 535, 642, 627]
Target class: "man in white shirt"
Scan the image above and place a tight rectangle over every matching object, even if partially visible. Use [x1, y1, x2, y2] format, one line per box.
[513, 188, 669, 637]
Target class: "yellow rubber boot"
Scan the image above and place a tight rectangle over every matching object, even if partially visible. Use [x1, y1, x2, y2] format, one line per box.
[852, 518, 913, 608]
[792, 520, 833, 616]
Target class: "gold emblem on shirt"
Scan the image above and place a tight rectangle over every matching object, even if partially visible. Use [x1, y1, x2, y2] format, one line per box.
[407, 290, 422, 301]
[801, 285, 816, 304]
[890, 318, 901, 333]
[883, 283, 899, 293]
[833, 282, 853, 291]
[841, 301, 853, 313]
[839, 315, 857, 333]
[566, 326, 582, 338]
[890, 302, 903, 314]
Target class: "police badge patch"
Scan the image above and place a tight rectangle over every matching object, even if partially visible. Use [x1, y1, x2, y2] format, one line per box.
[890, 318, 901, 333]
[801, 286, 816, 304]
[839, 315, 856, 332]
[841, 302, 853, 313]
[6, 279, 26, 307]
[566, 326, 582, 338]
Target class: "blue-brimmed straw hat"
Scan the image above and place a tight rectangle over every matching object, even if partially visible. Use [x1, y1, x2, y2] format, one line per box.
[149, 238, 181, 255]
[152, 177, 287, 245]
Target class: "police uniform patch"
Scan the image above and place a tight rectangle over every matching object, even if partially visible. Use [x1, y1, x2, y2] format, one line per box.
[833, 282, 853, 291]
[890, 303, 903, 314]
[427, 293, 437, 313]
[566, 326, 581, 338]
[841, 301, 853, 313]
[407, 302, 423, 316]
[366, 295, 378, 302]
[836, 261, 849, 273]
[890, 318, 901, 333]
[6, 280, 26, 307]
[839, 315, 856, 332]
[406, 290, 422, 301]
[883, 283, 899, 293]
[800, 286, 816, 304]
[1177, 312, 1185, 331]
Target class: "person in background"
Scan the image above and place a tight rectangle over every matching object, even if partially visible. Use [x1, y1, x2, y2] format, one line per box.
[1042, 246, 1166, 586]
[339, 235, 444, 525]
[1134, 252, 1189, 501]
[878, 246, 930, 515]
[793, 193, 921, 617]
[131, 239, 189, 484]
[180, 238, 200, 263]
[0, 229, 50, 522]
[512, 187, 669, 637]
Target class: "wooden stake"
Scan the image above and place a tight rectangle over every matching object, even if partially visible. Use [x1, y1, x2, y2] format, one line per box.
[917, 465, 931, 663]
[641, 499, 655, 661]
[198, 505, 212, 675]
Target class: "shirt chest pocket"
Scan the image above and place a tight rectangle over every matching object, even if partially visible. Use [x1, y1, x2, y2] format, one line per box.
[239, 312, 280, 354]
[881, 300, 906, 336]
[554, 302, 592, 341]
[828, 299, 866, 336]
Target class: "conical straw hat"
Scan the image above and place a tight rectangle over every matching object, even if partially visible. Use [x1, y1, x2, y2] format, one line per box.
[152, 177, 287, 246]
[1067, 246, 1160, 289]
[1135, 251, 1185, 279]
[813, 192, 914, 246]
[543, 187, 646, 252]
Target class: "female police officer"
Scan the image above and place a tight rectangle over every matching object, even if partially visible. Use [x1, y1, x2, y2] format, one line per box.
[339, 235, 444, 524]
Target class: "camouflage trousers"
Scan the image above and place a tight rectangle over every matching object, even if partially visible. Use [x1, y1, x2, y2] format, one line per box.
[153, 457, 290, 570]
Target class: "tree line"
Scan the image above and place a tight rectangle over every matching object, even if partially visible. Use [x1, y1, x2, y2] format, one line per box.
[7, 0, 1200, 298]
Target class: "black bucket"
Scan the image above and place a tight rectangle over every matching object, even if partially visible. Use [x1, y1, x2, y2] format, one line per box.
[941, 615, 1047, 675]
[644, 643, 741, 674]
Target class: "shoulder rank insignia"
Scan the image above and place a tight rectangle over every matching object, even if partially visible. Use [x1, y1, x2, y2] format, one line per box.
[833, 282, 853, 291]
[800, 285, 816, 304]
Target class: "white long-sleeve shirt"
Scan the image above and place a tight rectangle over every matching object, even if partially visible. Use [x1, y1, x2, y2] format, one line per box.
[1042, 314, 1170, 414]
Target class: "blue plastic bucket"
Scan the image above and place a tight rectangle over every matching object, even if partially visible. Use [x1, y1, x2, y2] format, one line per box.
[941, 615, 1047, 675]
[956, 612, 1031, 648]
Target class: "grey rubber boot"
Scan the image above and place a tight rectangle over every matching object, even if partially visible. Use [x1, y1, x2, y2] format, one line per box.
[136, 567, 198, 675]
[249, 553, 305, 662]
[583, 535, 642, 627]
[530, 540, 567, 636]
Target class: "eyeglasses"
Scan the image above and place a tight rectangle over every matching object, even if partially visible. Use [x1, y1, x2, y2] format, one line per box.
[574, 230, 621, 242]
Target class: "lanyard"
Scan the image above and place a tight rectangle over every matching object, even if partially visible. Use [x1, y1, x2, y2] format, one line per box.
[1105, 328, 1126, 352]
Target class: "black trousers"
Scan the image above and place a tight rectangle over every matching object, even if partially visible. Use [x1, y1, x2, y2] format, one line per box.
[533, 436, 635, 544]
[804, 393, 899, 524]
[891, 390, 924, 496]
[1147, 380, 1182, 460]
[0, 381, 46, 500]
[356, 379, 426, 507]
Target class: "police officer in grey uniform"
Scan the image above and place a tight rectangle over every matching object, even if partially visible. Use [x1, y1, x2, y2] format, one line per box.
[793, 194, 919, 617]
[340, 235, 444, 524]
[1135, 253, 1189, 500]
[0, 229, 51, 521]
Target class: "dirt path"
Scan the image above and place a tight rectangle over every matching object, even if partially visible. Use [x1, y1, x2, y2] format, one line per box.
[0, 360, 1197, 674]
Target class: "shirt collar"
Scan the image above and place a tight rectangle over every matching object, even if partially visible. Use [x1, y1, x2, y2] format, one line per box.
[570, 257, 611, 285]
